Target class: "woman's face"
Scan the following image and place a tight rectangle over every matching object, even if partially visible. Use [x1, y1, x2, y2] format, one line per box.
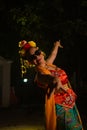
[29, 47, 45, 65]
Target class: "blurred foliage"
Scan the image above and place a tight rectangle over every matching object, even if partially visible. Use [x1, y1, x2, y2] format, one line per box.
[8, 0, 87, 47]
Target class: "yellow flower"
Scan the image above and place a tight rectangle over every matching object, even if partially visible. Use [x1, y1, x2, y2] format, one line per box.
[28, 41, 36, 47]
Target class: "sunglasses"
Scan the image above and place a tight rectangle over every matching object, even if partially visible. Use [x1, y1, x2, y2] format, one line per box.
[29, 49, 41, 61]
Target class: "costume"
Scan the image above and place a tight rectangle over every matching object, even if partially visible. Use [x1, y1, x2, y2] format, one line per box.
[36, 64, 84, 130]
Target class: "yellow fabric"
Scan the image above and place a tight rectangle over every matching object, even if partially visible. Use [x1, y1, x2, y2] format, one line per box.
[36, 64, 57, 130]
[45, 91, 56, 130]
[36, 65, 52, 75]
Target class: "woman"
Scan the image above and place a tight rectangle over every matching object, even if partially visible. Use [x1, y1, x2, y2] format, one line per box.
[18, 40, 84, 130]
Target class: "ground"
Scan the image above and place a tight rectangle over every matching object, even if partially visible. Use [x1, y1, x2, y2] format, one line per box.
[0, 103, 87, 130]
[0, 105, 45, 130]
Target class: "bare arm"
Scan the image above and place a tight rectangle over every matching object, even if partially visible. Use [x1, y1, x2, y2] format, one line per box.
[37, 72, 56, 86]
[46, 40, 63, 64]
[36, 72, 63, 89]
[34, 71, 59, 89]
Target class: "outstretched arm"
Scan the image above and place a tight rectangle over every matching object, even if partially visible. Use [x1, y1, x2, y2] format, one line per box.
[46, 40, 63, 64]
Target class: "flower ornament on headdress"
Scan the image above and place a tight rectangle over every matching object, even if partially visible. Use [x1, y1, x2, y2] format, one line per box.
[18, 40, 36, 56]
[18, 40, 36, 77]
[28, 41, 36, 47]
[19, 40, 36, 51]
[19, 40, 27, 48]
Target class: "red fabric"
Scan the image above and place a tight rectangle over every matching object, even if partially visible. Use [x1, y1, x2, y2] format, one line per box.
[50, 69, 76, 108]
[50, 69, 68, 85]
[36, 66, 77, 109]
[54, 88, 76, 108]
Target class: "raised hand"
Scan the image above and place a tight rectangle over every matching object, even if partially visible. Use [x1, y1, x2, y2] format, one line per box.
[54, 40, 63, 48]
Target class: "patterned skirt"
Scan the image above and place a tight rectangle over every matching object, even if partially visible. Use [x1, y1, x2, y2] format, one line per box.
[55, 104, 83, 130]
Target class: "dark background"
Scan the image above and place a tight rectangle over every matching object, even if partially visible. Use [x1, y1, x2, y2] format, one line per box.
[0, 0, 87, 107]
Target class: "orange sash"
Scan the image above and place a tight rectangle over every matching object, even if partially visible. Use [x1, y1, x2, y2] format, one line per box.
[36, 64, 57, 130]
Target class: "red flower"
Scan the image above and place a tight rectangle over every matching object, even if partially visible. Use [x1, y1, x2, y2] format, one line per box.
[23, 43, 31, 50]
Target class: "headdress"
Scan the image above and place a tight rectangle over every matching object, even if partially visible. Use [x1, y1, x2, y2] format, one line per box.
[18, 40, 36, 77]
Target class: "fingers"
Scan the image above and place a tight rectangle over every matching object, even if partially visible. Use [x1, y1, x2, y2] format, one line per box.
[59, 44, 63, 48]
[58, 40, 63, 48]
[54, 40, 63, 48]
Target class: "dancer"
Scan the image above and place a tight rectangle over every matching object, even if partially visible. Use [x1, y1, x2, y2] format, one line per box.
[18, 40, 84, 130]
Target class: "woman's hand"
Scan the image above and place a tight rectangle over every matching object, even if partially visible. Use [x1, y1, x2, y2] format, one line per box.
[54, 40, 63, 48]
[46, 40, 63, 64]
